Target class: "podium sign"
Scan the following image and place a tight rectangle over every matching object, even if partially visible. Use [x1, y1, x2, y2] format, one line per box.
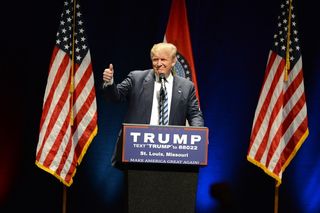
[122, 124, 209, 165]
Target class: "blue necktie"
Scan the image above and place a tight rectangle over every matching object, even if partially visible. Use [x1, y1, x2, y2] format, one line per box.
[159, 83, 168, 125]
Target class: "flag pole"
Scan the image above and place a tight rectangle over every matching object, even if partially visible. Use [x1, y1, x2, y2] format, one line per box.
[63, 0, 77, 211]
[63, 185, 67, 213]
[284, 0, 293, 81]
[274, 182, 279, 213]
[69, 0, 77, 126]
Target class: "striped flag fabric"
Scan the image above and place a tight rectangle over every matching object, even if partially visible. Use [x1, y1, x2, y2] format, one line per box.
[164, 0, 200, 103]
[247, 0, 308, 186]
[35, 0, 98, 187]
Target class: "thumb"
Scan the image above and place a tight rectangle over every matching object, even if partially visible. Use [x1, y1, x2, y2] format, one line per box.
[109, 63, 113, 72]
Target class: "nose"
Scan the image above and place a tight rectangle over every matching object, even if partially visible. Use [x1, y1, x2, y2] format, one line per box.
[156, 60, 165, 68]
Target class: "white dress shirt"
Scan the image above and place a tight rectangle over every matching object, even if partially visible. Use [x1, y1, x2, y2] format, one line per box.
[149, 73, 173, 125]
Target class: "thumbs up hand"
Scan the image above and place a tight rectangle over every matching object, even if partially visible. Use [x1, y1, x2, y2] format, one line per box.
[103, 63, 114, 83]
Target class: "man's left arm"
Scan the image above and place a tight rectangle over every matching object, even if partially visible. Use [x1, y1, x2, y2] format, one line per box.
[187, 84, 204, 127]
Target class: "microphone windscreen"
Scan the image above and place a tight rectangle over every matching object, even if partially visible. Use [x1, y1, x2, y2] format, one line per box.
[159, 73, 165, 80]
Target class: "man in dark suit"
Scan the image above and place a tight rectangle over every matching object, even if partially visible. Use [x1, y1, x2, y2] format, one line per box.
[102, 42, 205, 213]
[102, 42, 204, 167]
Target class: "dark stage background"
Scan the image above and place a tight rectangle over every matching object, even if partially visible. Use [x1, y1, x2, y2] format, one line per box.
[1, 0, 320, 213]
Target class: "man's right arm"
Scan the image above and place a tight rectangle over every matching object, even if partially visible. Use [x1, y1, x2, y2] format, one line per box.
[102, 65, 134, 103]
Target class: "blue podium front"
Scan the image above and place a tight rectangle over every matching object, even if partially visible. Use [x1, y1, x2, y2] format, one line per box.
[120, 123, 209, 213]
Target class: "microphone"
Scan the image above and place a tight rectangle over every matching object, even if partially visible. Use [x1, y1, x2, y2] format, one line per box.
[159, 73, 166, 91]
[159, 73, 166, 103]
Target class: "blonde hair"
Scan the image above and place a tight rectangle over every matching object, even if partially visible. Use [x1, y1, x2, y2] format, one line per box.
[150, 43, 177, 59]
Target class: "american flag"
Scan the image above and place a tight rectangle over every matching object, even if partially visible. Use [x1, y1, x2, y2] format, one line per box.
[247, 0, 308, 186]
[35, 0, 98, 187]
[164, 0, 200, 104]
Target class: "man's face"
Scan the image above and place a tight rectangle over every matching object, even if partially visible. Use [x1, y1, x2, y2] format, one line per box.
[152, 49, 176, 77]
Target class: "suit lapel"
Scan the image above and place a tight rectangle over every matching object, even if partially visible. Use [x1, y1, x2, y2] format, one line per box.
[170, 76, 182, 124]
[141, 70, 155, 123]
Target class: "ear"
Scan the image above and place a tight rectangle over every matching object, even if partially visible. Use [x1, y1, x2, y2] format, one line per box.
[172, 57, 177, 67]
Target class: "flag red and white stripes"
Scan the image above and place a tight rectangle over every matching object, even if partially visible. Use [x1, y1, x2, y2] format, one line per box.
[164, 0, 200, 103]
[35, 0, 97, 186]
[247, 0, 308, 186]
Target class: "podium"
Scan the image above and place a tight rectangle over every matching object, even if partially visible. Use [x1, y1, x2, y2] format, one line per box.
[118, 123, 209, 213]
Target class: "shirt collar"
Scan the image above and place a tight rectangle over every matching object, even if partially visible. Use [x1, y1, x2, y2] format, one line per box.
[155, 72, 173, 83]
[166, 72, 173, 84]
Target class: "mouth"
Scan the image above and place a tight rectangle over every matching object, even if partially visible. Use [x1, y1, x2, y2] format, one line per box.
[155, 67, 164, 71]
[157, 70, 166, 74]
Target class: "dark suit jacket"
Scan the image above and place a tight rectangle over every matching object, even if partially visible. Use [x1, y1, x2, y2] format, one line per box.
[103, 69, 204, 168]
